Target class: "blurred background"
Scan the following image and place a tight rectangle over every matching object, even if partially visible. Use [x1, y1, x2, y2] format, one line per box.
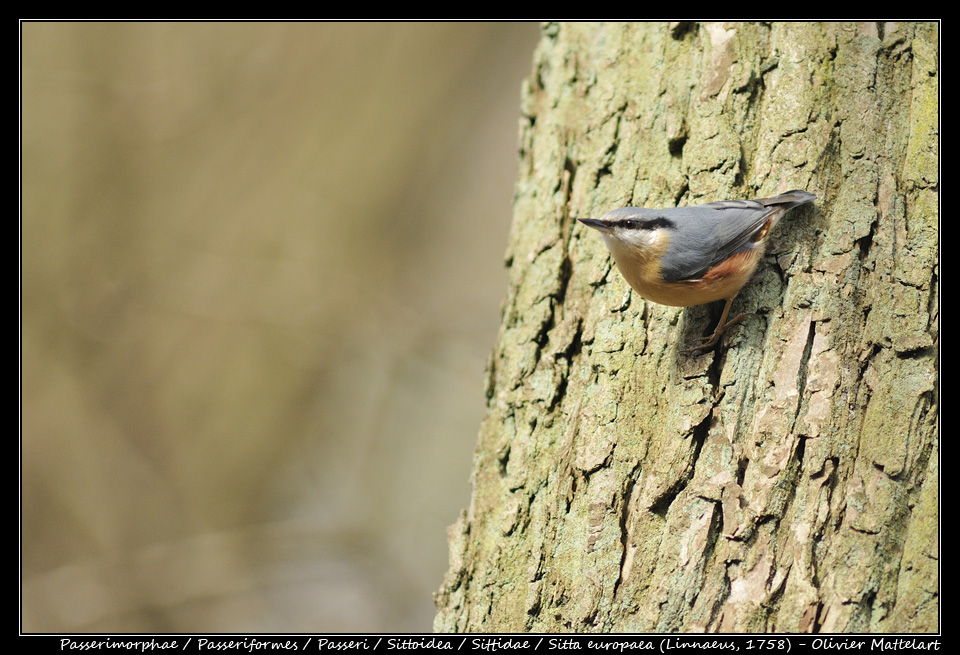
[21, 22, 541, 633]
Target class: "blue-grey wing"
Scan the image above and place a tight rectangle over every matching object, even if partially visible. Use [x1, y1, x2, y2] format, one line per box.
[658, 201, 776, 282]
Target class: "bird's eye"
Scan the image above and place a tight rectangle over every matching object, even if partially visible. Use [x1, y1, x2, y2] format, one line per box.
[623, 219, 637, 230]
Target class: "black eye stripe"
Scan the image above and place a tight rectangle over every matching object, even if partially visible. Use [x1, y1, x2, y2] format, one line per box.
[644, 217, 674, 229]
[618, 217, 674, 230]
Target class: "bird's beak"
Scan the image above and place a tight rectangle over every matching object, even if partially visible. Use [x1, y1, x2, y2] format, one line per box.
[578, 218, 610, 230]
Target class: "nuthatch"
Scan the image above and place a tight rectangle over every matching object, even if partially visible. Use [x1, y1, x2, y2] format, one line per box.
[579, 190, 816, 351]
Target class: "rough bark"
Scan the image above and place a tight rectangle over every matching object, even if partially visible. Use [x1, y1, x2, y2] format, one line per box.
[434, 22, 938, 634]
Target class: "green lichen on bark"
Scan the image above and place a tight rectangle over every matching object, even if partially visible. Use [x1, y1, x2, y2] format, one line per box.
[435, 21, 937, 634]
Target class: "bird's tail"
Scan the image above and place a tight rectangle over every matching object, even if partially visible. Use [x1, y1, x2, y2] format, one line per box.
[760, 190, 817, 209]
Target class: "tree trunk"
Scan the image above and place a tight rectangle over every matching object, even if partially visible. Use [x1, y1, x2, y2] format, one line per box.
[434, 22, 938, 634]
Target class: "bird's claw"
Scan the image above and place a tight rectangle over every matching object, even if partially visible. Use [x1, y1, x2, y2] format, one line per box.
[682, 312, 756, 355]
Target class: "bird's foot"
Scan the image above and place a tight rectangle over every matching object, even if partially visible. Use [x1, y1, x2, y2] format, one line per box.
[682, 312, 755, 354]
